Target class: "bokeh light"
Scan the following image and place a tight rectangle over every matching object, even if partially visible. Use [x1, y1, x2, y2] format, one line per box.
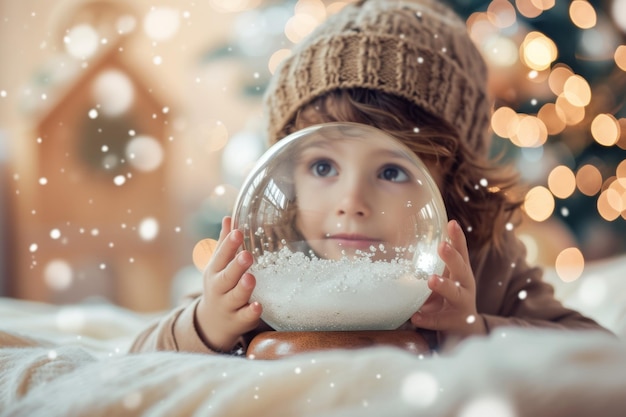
[483, 35, 519, 67]
[531, 0, 555, 11]
[537, 103, 566, 135]
[591, 114, 620, 147]
[491, 106, 517, 139]
[138, 217, 159, 241]
[562, 75, 591, 108]
[576, 164, 602, 196]
[143, 7, 181, 41]
[113, 175, 126, 186]
[487, 0, 517, 29]
[510, 115, 547, 147]
[555, 94, 585, 126]
[64, 24, 99, 59]
[597, 180, 624, 221]
[516, 0, 543, 18]
[548, 165, 576, 199]
[524, 186, 555, 221]
[284, 12, 319, 43]
[548, 65, 574, 96]
[126, 136, 164, 172]
[616, 45, 626, 71]
[268, 48, 291, 73]
[294, 0, 326, 20]
[555, 247, 584, 282]
[492, 108, 553, 148]
[521, 31, 557, 71]
[283, 0, 330, 43]
[44, 259, 74, 291]
[569, 0, 597, 29]
[92, 69, 135, 116]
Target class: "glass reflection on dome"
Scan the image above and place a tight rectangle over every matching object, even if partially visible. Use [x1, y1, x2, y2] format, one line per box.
[232, 122, 448, 331]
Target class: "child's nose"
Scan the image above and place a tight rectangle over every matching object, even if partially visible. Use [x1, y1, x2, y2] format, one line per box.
[336, 181, 371, 217]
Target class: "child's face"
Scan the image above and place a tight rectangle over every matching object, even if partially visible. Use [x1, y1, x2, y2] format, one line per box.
[292, 133, 442, 261]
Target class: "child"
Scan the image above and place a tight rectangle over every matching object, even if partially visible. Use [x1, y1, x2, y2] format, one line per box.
[130, 0, 608, 354]
[231, 122, 448, 334]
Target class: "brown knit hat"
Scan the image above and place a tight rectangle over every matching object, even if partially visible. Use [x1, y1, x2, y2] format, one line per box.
[263, 0, 492, 156]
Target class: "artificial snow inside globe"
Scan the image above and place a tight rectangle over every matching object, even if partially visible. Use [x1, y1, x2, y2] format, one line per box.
[232, 122, 448, 331]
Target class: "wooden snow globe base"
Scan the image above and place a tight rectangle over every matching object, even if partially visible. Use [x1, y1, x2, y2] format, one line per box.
[246, 330, 431, 360]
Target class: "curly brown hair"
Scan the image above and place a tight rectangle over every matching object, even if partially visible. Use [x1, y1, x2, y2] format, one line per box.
[281, 88, 525, 259]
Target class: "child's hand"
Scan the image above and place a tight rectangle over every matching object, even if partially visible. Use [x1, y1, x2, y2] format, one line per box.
[195, 217, 263, 352]
[410, 219, 486, 341]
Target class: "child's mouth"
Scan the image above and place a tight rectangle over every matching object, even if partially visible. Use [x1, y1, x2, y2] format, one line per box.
[326, 234, 383, 251]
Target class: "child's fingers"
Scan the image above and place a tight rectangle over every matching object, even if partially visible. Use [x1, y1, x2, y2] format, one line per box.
[209, 229, 245, 273]
[412, 309, 459, 331]
[427, 273, 463, 307]
[236, 300, 263, 326]
[411, 310, 438, 330]
[438, 242, 469, 286]
[417, 290, 444, 313]
[447, 220, 471, 267]
[225, 272, 256, 309]
[217, 216, 232, 243]
[438, 240, 473, 290]
[212, 249, 253, 295]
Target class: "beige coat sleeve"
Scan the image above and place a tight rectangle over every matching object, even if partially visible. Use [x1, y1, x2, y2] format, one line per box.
[129, 293, 267, 355]
[129, 295, 216, 354]
[474, 234, 610, 334]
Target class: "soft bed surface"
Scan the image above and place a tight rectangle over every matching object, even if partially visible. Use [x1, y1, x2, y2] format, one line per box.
[1, 255, 625, 416]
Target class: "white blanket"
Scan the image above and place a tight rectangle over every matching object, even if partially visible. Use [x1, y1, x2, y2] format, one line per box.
[1, 255, 625, 417]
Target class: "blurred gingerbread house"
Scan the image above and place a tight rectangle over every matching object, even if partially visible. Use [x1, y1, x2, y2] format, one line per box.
[8, 0, 185, 311]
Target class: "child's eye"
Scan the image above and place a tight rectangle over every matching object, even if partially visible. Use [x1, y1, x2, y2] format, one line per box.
[311, 160, 337, 177]
[379, 165, 410, 182]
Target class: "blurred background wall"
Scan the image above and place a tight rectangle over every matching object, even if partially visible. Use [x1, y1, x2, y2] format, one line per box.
[0, 0, 625, 312]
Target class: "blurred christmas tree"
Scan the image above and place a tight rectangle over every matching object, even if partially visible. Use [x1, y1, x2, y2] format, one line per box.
[444, 0, 626, 260]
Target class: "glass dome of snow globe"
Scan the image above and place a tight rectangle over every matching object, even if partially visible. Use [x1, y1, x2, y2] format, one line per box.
[232, 122, 448, 331]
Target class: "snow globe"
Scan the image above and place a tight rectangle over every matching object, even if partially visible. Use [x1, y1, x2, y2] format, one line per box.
[229, 122, 449, 359]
